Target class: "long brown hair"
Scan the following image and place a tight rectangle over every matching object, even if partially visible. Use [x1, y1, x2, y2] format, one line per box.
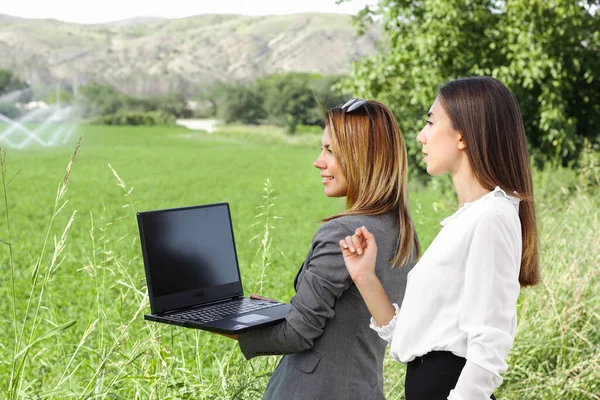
[438, 76, 540, 287]
[324, 101, 420, 267]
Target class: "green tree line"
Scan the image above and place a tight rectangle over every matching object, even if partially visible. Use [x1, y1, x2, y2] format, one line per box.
[0, 69, 346, 132]
[340, 0, 600, 168]
[197, 73, 348, 133]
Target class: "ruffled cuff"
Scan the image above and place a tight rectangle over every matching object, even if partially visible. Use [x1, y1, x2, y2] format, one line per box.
[368, 303, 400, 343]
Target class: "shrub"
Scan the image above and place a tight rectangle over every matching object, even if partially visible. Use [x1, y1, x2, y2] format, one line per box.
[90, 110, 176, 126]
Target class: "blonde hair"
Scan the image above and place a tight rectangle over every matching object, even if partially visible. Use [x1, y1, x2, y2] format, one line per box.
[324, 100, 420, 267]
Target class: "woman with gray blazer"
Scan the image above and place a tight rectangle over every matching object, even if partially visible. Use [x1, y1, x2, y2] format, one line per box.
[231, 99, 420, 399]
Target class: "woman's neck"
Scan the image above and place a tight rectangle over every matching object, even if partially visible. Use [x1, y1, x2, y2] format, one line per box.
[451, 166, 490, 208]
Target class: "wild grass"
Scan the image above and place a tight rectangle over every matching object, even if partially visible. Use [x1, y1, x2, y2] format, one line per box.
[0, 124, 598, 399]
[499, 189, 600, 399]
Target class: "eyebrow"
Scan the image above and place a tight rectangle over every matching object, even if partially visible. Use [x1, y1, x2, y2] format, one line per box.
[322, 144, 331, 149]
[427, 112, 433, 117]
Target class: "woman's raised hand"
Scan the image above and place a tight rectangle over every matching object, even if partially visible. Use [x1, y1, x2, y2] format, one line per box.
[339, 226, 378, 283]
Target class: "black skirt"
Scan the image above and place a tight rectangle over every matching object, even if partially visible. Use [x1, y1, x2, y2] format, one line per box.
[405, 351, 496, 400]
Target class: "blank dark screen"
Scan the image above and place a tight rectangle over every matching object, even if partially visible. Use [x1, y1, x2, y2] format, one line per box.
[141, 205, 239, 297]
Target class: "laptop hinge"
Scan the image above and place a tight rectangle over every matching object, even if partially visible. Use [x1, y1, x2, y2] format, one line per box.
[159, 295, 244, 316]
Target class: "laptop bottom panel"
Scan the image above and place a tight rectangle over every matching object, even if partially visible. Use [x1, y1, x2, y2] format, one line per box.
[145, 303, 291, 334]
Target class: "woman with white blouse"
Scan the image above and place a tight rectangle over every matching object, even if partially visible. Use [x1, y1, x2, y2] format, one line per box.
[339, 77, 540, 400]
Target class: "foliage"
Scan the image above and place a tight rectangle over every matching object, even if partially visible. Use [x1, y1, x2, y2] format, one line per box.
[0, 69, 29, 97]
[24, 72, 345, 131]
[0, 103, 21, 119]
[257, 72, 348, 134]
[577, 138, 600, 189]
[339, 0, 600, 168]
[90, 110, 176, 126]
[43, 89, 74, 105]
[258, 73, 317, 134]
[125, 92, 193, 119]
[214, 82, 267, 125]
[498, 189, 600, 399]
[76, 82, 126, 117]
[200, 73, 348, 134]
[76, 82, 193, 120]
[0, 70, 31, 119]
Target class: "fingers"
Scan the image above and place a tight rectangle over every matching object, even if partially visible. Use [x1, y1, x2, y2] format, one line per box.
[350, 233, 364, 255]
[339, 226, 376, 257]
[339, 236, 361, 257]
[339, 238, 355, 258]
[340, 235, 365, 256]
[358, 226, 377, 249]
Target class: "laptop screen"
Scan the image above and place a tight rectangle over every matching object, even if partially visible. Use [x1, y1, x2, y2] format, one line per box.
[138, 204, 243, 310]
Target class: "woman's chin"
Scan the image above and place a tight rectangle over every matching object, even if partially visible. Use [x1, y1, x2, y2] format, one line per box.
[324, 188, 346, 198]
[426, 165, 444, 176]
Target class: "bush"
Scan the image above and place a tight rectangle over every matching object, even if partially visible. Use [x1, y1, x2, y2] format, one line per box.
[0, 103, 21, 119]
[577, 139, 600, 190]
[89, 110, 176, 126]
[76, 82, 192, 121]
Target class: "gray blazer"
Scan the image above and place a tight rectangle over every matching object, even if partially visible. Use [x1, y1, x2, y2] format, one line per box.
[238, 213, 415, 400]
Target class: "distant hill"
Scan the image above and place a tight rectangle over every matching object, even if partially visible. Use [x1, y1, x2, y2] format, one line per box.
[0, 13, 380, 97]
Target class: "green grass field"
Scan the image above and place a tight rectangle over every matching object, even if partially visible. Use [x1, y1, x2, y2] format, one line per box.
[0, 124, 598, 399]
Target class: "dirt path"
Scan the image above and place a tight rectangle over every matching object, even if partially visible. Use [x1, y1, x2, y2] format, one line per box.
[175, 119, 218, 133]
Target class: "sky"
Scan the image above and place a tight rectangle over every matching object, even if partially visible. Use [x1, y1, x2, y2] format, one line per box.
[1, 0, 376, 24]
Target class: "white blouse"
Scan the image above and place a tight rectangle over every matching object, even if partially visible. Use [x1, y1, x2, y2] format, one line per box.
[372, 187, 522, 400]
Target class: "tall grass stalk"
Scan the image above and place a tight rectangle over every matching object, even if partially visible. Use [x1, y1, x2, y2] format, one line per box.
[249, 178, 281, 295]
[181, 178, 286, 399]
[5, 137, 81, 399]
[0, 148, 19, 395]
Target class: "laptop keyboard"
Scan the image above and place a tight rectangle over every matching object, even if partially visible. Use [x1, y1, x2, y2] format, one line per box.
[171, 298, 281, 324]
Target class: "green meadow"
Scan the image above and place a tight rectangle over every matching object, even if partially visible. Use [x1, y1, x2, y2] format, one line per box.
[0, 124, 598, 399]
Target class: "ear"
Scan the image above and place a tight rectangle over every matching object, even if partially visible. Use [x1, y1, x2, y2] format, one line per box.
[457, 135, 466, 150]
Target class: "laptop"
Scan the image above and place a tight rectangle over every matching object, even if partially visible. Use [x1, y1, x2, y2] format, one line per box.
[137, 202, 290, 334]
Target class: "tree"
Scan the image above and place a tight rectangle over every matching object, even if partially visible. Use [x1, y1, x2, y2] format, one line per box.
[130, 93, 193, 118]
[216, 83, 266, 125]
[0, 70, 31, 119]
[0, 69, 32, 112]
[76, 82, 126, 117]
[0, 69, 28, 97]
[195, 82, 227, 118]
[257, 72, 349, 134]
[258, 73, 316, 134]
[340, 0, 600, 168]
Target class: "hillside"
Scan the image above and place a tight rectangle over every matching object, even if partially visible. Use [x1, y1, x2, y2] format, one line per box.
[0, 13, 380, 96]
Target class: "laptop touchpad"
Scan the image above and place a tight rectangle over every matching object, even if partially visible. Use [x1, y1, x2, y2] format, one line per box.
[235, 314, 269, 323]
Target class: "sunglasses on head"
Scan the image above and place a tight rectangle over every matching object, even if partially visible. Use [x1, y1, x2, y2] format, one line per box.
[341, 98, 374, 123]
[342, 97, 367, 112]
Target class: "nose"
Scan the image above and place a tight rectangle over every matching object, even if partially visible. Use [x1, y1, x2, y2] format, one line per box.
[416, 128, 426, 145]
[314, 153, 326, 169]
